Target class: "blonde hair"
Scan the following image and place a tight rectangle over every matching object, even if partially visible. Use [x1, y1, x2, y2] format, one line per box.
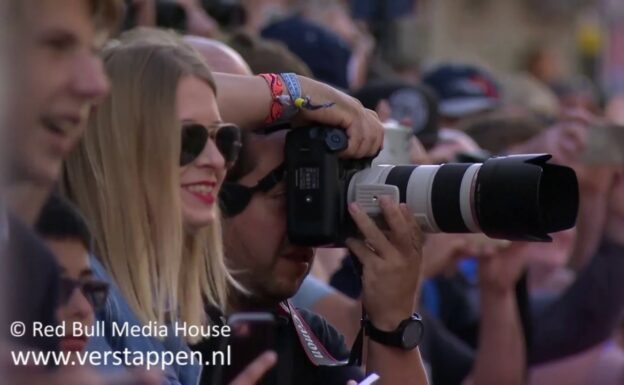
[63, 30, 228, 342]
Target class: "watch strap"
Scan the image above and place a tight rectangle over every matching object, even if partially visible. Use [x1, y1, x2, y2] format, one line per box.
[363, 313, 423, 350]
[364, 319, 403, 346]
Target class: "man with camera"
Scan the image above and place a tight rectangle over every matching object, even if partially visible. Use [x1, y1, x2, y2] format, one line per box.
[197, 129, 430, 385]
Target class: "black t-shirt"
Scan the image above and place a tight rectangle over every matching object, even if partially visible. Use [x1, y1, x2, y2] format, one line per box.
[193, 307, 365, 385]
[3, 214, 60, 352]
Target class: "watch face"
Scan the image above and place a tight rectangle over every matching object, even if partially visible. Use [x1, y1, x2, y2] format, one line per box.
[401, 320, 423, 349]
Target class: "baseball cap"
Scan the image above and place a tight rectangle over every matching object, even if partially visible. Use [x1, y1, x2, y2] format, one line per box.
[261, 15, 351, 89]
[423, 64, 501, 118]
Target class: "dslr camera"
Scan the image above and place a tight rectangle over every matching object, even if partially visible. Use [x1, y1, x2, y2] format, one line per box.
[285, 126, 579, 246]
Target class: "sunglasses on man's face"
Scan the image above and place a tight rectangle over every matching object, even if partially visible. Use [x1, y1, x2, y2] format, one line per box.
[58, 277, 109, 312]
[220, 163, 286, 217]
[180, 123, 242, 167]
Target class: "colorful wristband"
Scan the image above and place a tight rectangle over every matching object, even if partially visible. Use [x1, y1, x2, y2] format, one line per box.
[258, 73, 285, 125]
[279, 73, 335, 111]
[280, 72, 302, 101]
[259, 73, 336, 125]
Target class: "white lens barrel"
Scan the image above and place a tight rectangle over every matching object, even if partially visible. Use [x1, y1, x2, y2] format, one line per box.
[459, 164, 481, 233]
[349, 165, 442, 232]
[349, 164, 484, 234]
[403, 166, 441, 232]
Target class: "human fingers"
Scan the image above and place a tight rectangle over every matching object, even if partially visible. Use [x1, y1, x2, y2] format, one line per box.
[348, 203, 392, 257]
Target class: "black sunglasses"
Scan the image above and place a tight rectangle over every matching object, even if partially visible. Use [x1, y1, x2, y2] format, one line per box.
[58, 277, 109, 312]
[220, 163, 286, 217]
[180, 123, 242, 167]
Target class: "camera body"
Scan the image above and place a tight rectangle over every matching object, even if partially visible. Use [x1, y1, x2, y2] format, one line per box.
[285, 126, 364, 245]
[285, 126, 579, 246]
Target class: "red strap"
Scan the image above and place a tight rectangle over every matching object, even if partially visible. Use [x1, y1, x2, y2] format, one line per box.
[258, 73, 284, 124]
[279, 300, 348, 367]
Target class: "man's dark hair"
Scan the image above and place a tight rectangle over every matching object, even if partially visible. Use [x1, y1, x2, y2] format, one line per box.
[35, 194, 93, 252]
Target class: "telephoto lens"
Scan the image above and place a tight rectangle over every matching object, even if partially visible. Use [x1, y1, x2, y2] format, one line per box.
[347, 154, 579, 241]
[284, 126, 579, 245]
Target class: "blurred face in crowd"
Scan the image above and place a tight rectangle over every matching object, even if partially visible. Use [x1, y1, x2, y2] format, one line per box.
[7, 0, 109, 185]
[223, 132, 314, 304]
[177, 76, 227, 229]
[531, 49, 563, 85]
[46, 238, 102, 353]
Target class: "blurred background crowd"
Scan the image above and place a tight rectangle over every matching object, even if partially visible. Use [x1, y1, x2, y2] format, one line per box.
[1, 0, 624, 385]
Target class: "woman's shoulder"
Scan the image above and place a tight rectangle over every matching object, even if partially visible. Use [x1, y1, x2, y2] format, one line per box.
[89, 254, 161, 351]
[89, 256, 141, 330]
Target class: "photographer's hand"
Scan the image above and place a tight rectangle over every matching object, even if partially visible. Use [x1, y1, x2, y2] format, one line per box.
[295, 75, 383, 158]
[345, 197, 429, 385]
[345, 197, 422, 330]
[214, 74, 383, 159]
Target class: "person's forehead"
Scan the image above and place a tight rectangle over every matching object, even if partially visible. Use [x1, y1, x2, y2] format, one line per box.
[45, 238, 90, 273]
[29, 0, 94, 33]
[177, 76, 219, 118]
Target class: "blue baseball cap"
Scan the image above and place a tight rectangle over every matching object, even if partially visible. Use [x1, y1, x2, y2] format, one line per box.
[261, 15, 351, 89]
[423, 64, 501, 118]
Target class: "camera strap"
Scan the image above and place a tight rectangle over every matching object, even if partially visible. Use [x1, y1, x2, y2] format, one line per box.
[348, 306, 366, 366]
[279, 300, 349, 366]
[348, 256, 366, 366]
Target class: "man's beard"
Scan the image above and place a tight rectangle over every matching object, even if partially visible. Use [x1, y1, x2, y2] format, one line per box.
[225, 234, 310, 312]
[227, 276, 292, 312]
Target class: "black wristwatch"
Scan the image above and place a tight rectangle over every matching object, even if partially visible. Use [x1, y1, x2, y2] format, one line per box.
[363, 313, 424, 350]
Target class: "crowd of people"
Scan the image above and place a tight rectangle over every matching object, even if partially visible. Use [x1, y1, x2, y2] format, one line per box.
[1, 1, 623, 385]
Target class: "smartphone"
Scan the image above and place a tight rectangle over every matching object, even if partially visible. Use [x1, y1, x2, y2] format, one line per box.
[213, 312, 276, 385]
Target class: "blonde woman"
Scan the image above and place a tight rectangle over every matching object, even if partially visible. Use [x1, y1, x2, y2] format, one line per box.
[63, 26, 383, 385]
[63, 32, 241, 385]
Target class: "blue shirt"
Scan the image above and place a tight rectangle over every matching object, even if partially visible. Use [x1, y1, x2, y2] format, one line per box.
[87, 256, 201, 385]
